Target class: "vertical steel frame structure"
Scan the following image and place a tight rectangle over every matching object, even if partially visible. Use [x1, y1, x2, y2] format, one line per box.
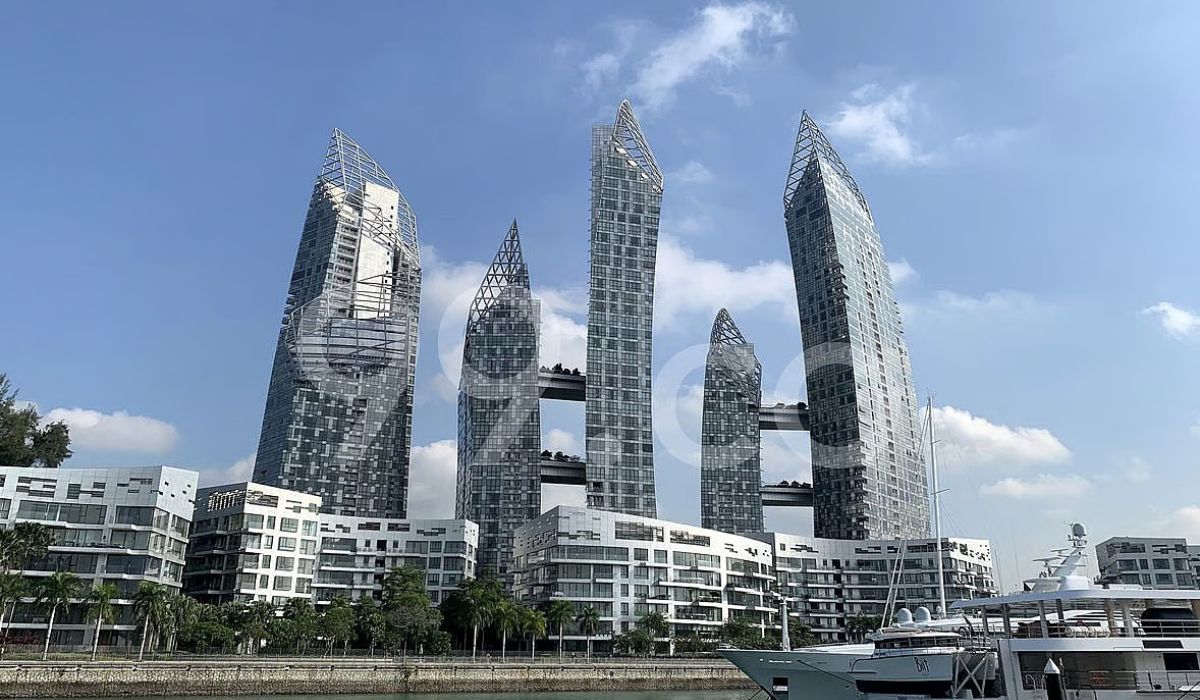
[585, 100, 663, 518]
[254, 129, 421, 519]
[783, 113, 928, 540]
[456, 221, 542, 577]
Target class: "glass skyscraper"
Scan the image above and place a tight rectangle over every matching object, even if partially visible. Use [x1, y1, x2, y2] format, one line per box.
[254, 129, 421, 519]
[783, 113, 929, 540]
[700, 309, 764, 535]
[456, 221, 542, 576]
[585, 100, 663, 518]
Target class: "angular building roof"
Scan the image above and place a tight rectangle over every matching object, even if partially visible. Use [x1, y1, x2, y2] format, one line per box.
[710, 308, 749, 346]
[610, 100, 663, 191]
[319, 128, 420, 255]
[466, 220, 530, 334]
[783, 111, 871, 220]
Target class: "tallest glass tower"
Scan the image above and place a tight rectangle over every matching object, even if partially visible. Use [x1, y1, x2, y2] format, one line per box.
[585, 101, 663, 518]
[254, 129, 421, 519]
[783, 113, 928, 540]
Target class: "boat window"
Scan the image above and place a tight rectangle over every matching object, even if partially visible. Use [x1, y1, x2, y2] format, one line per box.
[1164, 653, 1200, 671]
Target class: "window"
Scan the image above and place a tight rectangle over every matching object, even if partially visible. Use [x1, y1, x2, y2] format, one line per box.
[280, 518, 299, 533]
[278, 537, 297, 552]
[272, 577, 292, 591]
[276, 557, 294, 571]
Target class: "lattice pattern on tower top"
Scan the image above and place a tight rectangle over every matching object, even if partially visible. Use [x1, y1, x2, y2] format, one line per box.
[783, 112, 871, 220]
[610, 100, 663, 192]
[710, 308, 749, 346]
[319, 128, 420, 256]
[466, 220, 530, 334]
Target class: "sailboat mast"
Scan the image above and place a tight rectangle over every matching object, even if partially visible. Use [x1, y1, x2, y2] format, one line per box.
[929, 395, 948, 619]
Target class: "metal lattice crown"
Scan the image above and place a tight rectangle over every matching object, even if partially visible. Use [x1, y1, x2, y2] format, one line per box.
[320, 128, 420, 256]
[783, 111, 871, 220]
[611, 100, 663, 191]
[710, 308, 749, 346]
[466, 220, 530, 333]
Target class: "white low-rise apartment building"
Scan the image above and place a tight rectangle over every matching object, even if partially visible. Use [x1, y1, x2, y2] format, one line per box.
[511, 506, 777, 652]
[758, 532, 996, 643]
[0, 465, 197, 647]
[1095, 536, 1197, 590]
[184, 482, 477, 606]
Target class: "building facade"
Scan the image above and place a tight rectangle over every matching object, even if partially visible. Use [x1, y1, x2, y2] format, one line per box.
[760, 532, 995, 643]
[254, 128, 421, 519]
[511, 506, 776, 653]
[456, 222, 541, 577]
[0, 466, 196, 647]
[585, 100, 663, 518]
[782, 112, 929, 540]
[1095, 537, 1198, 590]
[184, 482, 477, 606]
[700, 309, 764, 535]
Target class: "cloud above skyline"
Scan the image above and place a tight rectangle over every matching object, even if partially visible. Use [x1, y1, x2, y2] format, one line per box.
[42, 407, 178, 454]
[980, 473, 1091, 501]
[1144, 301, 1200, 339]
[933, 405, 1071, 470]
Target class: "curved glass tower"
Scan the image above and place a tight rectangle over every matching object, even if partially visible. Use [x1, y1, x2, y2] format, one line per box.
[254, 129, 421, 519]
[700, 309, 763, 535]
[585, 100, 663, 518]
[456, 221, 542, 576]
[783, 113, 928, 540]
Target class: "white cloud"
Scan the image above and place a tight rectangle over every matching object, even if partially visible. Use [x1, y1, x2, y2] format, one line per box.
[42, 407, 178, 453]
[901, 289, 1047, 323]
[200, 453, 256, 487]
[672, 160, 715, 185]
[654, 236, 795, 326]
[827, 83, 928, 166]
[1125, 456, 1153, 483]
[543, 429, 581, 455]
[1143, 301, 1200, 339]
[1163, 506, 1200, 542]
[407, 440, 457, 519]
[537, 287, 588, 370]
[933, 406, 1071, 470]
[888, 259, 918, 285]
[579, 20, 642, 95]
[631, 2, 792, 112]
[979, 473, 1091, 501]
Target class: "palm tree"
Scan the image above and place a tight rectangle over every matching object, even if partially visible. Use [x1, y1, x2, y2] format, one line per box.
[461, 578, 501, 659]
[0, 573, 25, 658]
[165, 592, 196, 654]
[637, 610, 669, 655]
[35, 571, 82, 661]
[242, 600, 275, 654]
[519, 606, 546, 659]
[575, 606, 601, 659]
[493, 599, 519, 659]
[544, 599, 574, 658]
[85, 583, 119, 660]
[133, 581, 171, 661]
[0, 522, 53, 572]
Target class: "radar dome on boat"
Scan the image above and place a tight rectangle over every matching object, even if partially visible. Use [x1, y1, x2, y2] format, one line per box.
[895, 609, 914, 625]
[1072, 523, 1088, 539]
[914, 607, 932, 624]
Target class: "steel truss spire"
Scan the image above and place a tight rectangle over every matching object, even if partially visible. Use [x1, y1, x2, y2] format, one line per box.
[784, 112, 871, 220]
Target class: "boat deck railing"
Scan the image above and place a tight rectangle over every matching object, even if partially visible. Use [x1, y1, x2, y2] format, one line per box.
[1022, 669, 1200, 692]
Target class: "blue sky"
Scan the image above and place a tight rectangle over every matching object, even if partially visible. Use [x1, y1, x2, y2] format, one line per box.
[3, 2, 1199, 589]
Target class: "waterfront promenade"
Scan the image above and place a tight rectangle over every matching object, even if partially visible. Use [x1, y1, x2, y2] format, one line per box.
[0, 657, 755, 697]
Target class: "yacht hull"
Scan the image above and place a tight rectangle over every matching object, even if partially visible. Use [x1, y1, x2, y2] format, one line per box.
[720, 646, 871, 700]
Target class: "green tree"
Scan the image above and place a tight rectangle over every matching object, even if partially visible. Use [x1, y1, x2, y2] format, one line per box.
[637, 611, 669, 655]
[85, 582, 119, 660]
[492, 598, 519, 659]
[178, 603, 236, 653]
[0, 522, 54, 572]
[35, 571, 82, 660]
[421, 629, 452, 656]
[0, 374, 72, 468]
[519, 606, 546, 659]
[575, 606, 601, 659]
[0, 573, 25, 657]
[353, 597, 388, 655]
[846, 613, 882, 642]
[382, 567, 441, 654]
[612, 628, 653, 656]
[319, 596, 355, 655]
[241, 600, 275, 654]
[165, 592, 196, 653]
[133, 581, 172, 661]
[544, 599, 574, 658]
[721, 617, 757, 647]
[282, 598, 318, 653]
[454, 578, 502, 658]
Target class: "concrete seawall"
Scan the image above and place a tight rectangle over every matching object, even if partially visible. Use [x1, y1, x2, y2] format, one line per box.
[0, 659, 756, 697]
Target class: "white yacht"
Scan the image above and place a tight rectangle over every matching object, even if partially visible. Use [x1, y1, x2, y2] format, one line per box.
[852, 523, 1200, 699]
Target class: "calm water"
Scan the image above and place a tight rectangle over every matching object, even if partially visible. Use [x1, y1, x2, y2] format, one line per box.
[69, 695, 752, 700]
